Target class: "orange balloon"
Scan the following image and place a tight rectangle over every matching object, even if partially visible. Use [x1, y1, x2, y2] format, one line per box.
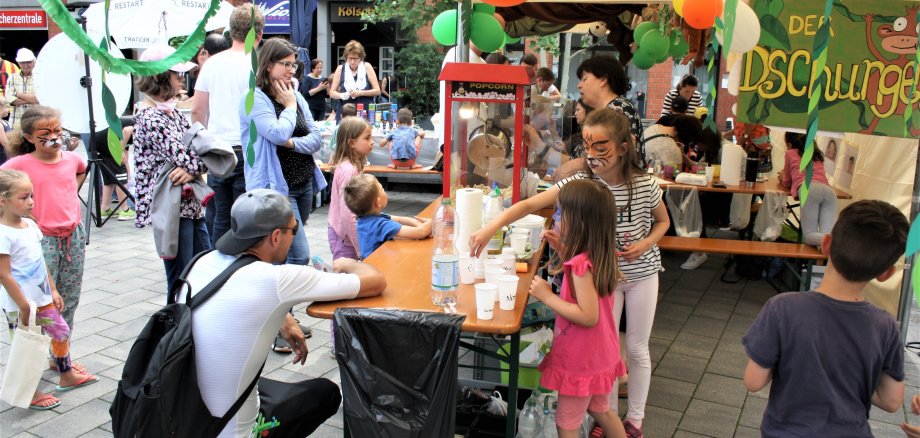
[483, 0, 526, 7]
[683, 0, 722, 29]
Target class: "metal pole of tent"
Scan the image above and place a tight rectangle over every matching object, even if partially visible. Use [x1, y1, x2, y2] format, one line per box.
[897, 139, 920, 342]
[456, 0, 469, 63]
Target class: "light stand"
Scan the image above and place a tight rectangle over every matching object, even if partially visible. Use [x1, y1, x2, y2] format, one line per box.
[69, 8, 136, 244]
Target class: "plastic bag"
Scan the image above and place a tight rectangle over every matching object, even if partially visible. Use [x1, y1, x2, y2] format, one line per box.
[753, 191, 788, 241]
[729, 193, 753, 230]
[665, 187, 703, 238]
[519, 327, 554, 365]
[0, 301, 51, 408]
[334, 308, 465, 438]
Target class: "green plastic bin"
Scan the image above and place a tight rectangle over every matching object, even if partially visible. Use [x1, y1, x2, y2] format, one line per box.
[496, 341, 542, 389]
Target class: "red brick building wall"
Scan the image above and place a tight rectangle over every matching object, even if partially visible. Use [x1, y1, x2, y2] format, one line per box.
[645, 60, 675, 119]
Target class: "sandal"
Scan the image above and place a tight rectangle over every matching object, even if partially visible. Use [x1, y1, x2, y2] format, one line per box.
[272, 334, 293, 354]
[49, 361, 87, 374]
[55, 373, 99, 392]
[29, 393, 61, 411]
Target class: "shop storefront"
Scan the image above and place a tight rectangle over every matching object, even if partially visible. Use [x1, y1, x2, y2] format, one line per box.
[317, 0, 402, 84]
[0, 3, 50, 65]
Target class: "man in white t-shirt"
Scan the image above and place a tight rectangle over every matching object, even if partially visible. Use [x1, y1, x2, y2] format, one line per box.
[535, 67, 561, 101]
[436, 43, 485, 147]
[192, 4, 263, 247]
[182, 189, 386, 437]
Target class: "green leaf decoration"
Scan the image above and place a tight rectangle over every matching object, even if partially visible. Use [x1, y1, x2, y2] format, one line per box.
[245, 89, 255, 114]
[107, 129, 122, 165]
[904, 10, 920, 137]
[243, 7, 259, 168]
[912, 259, 920, 306]
[723, 0, 738, 56]
[758, 15, 791, 51]
[799, 0, 834, 208]
[703, 28, 719, 133]
[247, 119, 258, 165]
[100, 79, 123, 138]
[907, 213, 920, 256]
[38, 0, 220, 75]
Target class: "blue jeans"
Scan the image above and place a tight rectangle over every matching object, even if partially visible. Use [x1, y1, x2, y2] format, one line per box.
[164, 218, 211, 294]
[286, 184, 313, 265]
[208, 150, 247, 245]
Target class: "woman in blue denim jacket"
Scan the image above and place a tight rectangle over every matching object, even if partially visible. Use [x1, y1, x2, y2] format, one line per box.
[239, 38, 327, 265]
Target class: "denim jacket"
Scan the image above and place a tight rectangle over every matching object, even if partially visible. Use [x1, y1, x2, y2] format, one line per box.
[239, 88, 328, 196]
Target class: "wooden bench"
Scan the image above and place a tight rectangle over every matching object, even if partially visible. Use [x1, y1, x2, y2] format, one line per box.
[657, 236, 826, 291]
[319, 164, 441, 175]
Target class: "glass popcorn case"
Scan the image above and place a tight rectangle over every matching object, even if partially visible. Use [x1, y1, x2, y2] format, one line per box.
[438, 63, 535, 203]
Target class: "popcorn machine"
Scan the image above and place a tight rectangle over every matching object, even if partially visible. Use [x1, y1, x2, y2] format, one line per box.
[438, 63, 534, 203]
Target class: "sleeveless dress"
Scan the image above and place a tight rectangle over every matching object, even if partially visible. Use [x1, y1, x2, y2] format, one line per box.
[335, 63, 374, 122]
[538, 253, 626, 396]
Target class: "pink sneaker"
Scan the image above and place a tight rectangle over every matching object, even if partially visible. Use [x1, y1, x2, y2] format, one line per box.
[624, 420, 643, 438]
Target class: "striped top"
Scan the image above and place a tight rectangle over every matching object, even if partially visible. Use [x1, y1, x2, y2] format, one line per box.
[660, 89, 703, 117]
[555, 172, 662, 282]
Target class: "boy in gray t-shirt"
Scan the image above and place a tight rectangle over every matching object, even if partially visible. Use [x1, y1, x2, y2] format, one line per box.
[743, 200, 907, 438]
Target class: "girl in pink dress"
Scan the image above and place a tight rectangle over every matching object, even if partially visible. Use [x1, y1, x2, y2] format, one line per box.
[529, 178, 627, 438]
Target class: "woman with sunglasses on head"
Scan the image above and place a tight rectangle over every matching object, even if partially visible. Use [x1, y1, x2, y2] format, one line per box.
[132, 45, 210, 293]
[329, 40, 380, 122]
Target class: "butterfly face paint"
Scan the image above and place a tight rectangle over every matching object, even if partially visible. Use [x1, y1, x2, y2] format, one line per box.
[582, 125, 619, 171]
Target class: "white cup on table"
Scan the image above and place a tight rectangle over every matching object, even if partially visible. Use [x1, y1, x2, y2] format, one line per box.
[484, 268, 506, 292]
[475, 283, 497, 320]
[705, 166, 715, 183]
[459, 254, 476, 284]
[496, 274, 519, 311]
[510, 234, 528, 257]
[484, 258, 506, 274]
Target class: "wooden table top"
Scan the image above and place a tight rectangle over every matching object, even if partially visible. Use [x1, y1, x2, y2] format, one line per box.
[307, 199, 547, 335]
[658, 175, 852, 199]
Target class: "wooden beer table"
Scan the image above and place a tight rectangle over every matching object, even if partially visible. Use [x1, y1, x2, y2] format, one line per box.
[658, 175, 852, 199]
[308, 198, 548, 437]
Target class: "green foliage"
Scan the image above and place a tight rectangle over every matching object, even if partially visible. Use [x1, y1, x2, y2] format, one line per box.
[529, 34, 560, 56]
[393, 43, 443, 117]
[363, 0, 455, 36]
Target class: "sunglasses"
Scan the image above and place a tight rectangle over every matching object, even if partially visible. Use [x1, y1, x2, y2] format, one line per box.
[280, 218, 300, 235]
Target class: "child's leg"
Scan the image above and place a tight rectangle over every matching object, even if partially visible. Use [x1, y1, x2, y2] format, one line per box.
[4, 309, 16, 341]
[41, 226, 87, 330]
[802, 183, 837, 247]
[587, 393, 626, 438]
[327, 226, 358, 260]
[556, 394, 592, 437]
[36, 303, 97, 388]
[611, 274, 658, 427]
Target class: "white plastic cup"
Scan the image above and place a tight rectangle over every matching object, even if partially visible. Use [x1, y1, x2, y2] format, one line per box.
[496, 274, 519, 311]
[510, 234, 528, 256]
[475, 250, 487, 280]
[475, 283, 497, 320]
[705, 166, 715, 183]
[484, 258, 506, 273]
[484, 268, 505, 291]
[459, 255, 476, 284]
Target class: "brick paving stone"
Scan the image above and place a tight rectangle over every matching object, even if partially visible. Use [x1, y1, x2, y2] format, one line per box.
[706, 347, 748, 380]
[681, 315, 727, 339]
[668, 332, 718, 360]
[646, 376, 696, 412]
[694, 373, 747, 408]
[28, 398, 112, 438]
[678, 399, 741, 438]
[642, 405, 683, 438]
[654, 352, 708, 383]
[739, 394, 767, 429]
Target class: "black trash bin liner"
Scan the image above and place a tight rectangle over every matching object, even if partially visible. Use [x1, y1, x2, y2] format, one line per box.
[334, 308, 466, 438]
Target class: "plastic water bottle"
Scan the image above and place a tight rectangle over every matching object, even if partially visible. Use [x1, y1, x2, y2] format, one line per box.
[541, 399, 559, 438]
[431, 199, 459, 307]
[483, 184, 505, 255]
[517, 394, 543, 438]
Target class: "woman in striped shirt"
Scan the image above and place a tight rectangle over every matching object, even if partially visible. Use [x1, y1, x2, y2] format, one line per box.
[471, 109, 669, 438]
[660, 74, 703, 117]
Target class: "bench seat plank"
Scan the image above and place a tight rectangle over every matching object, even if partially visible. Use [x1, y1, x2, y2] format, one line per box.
[658, 236, 826, 261]
[319, 164, 441, 175]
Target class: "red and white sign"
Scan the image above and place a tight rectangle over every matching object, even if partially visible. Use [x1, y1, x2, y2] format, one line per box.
[0, 10, 48, 30]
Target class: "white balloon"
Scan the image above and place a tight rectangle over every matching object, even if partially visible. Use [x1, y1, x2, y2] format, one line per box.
[728, 56, 743, 96]
[716, 1, 760, 54]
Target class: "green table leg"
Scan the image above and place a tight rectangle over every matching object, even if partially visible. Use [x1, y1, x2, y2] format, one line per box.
[506, 332, 520, 438]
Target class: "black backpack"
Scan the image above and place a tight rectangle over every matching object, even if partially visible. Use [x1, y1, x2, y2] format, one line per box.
[110, 251, 260, 438]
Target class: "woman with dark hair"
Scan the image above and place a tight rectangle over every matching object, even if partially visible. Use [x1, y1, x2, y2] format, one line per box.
[240, 38, 325, 267]
[132, 45, 209, 292]
[576, 55, 645, 159]
[660, 74, 702, 117]
[780, 132, 836, 247]
[329, 40, 381, 122]
[565, 98, 594, 159]
[642, 114, 702, 173]
[300, 58, 329, 121]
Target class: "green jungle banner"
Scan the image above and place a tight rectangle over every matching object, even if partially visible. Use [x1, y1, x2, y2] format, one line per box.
[737, 0, 920, 138]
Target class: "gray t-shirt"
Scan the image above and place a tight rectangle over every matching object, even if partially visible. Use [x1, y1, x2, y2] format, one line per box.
[743, 291, 904, 438]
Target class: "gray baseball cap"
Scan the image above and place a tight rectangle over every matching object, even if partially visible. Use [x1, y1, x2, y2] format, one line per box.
[216, 189, 294, 255]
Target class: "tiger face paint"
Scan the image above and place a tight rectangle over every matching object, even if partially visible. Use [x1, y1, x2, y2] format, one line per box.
[582, 125, 621, 171]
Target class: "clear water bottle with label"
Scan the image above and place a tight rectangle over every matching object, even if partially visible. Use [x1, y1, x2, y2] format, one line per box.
[517, 394, 543, 438]
[431, 198, 459, 307]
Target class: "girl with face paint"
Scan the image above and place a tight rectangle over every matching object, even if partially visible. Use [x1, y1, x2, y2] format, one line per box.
[471, 109, 669, 438]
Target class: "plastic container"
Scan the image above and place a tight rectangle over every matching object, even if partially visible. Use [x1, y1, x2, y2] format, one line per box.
[512, 215, 546, 251]
[497, 341, 543, 388]
[483, 184, 505, 255]
[431, 199, 459, 307]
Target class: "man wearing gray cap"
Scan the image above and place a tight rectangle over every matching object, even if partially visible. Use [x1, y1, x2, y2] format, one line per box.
[4, 48, 38, 130]
[180, 188, 386, 437]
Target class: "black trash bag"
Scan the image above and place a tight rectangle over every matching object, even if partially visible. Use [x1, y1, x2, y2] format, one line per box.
[334, 308, 466, 438]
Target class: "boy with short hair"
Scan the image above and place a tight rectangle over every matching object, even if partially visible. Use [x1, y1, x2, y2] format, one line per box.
[379, 108, 424, 169]
[344, 174, 432, 259]
[743, 200, 908, 437]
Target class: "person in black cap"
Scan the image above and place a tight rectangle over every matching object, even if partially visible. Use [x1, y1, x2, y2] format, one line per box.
[181, 188, 386, 437]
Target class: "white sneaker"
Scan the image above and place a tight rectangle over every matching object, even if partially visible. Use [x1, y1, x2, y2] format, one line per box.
[681, 252, 708, 270]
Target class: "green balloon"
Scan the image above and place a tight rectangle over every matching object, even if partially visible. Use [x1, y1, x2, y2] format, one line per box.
[640, 30, 670, 59]
[633, 21, 658, 43]
[505, 34, 521, 44]
[633, 52, 655, 70]
[669, 33, 690, 59]
[473, 3, 496, 15]
[470, 12, 505, 53]
[432, 10, 458, 46]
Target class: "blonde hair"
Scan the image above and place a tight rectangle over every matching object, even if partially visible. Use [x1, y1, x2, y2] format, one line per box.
[229, 3, 264, 42]
[548, 179, 620, 297]
[8, 105, 61, 157]
[332, 117, 370, 172]
[0, 169, 30, 200]
[343, 40, 366, 60]
[344, 174, 380, 216]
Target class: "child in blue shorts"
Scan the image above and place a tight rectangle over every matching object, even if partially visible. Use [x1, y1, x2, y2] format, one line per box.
[344, 174, 432, 259]
[379, 108, 424, 169]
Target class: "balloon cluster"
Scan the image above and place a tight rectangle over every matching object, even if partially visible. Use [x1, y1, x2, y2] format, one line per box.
[631, 22, 689, 70]
[431, 3, 519, 53]
[674, 0, 724, 30]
